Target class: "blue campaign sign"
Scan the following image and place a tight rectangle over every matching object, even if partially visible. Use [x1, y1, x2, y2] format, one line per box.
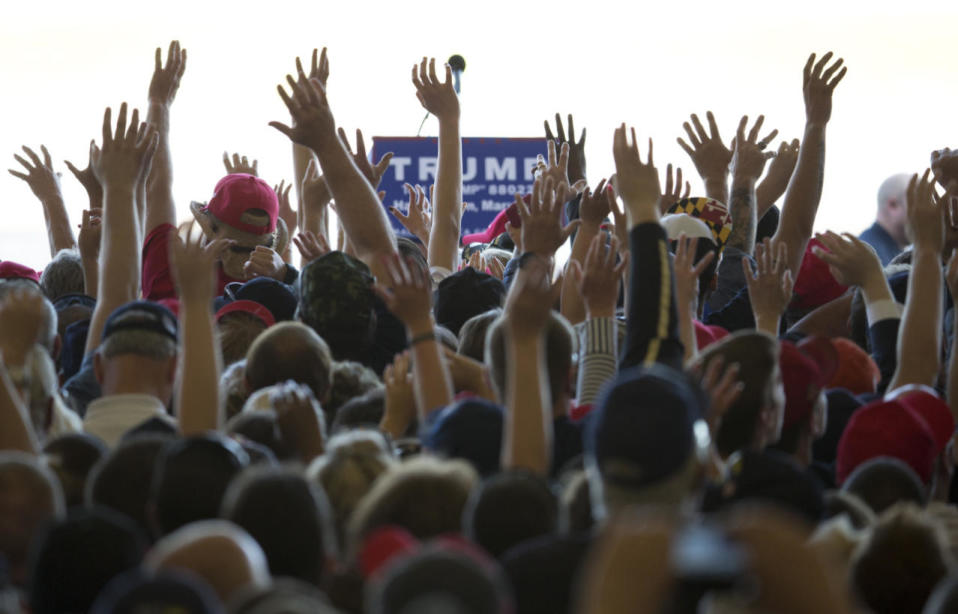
[372, 137, 549, 241]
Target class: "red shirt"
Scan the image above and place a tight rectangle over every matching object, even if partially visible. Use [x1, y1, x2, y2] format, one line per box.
[141, 224, 241, 301]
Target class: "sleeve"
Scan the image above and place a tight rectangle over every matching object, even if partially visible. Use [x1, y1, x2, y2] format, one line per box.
[869, 318, 900, 395]
[576, 317, 618, 405]
[501, 256, 520, 292]
[703, 287, 757, 333]
[705, 246, 751, 314]
[141, 223, 177, 302]
[620, 222, 683, 371]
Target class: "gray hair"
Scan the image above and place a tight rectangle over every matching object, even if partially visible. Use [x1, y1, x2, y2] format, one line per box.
[40, 249, 85, 301]
[100, 328, 176, 361]
[0, 283, 58, 354]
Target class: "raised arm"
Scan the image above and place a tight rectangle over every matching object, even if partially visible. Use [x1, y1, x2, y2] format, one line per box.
[613, 125, 683, 370]
[770, 51, 846, 278]
[65, 141, 104, 213]
[170, 225, 229, 435]
[290, 49, 329, 234]
[9, 145, 76, 256]
[673, 234, 715, 362]
[677, 111, 732, 204]
[756, 138, 800, 220]
[84, 105, 158, 356]
[545, 113, 587, 185]
[144, 40, 186, 235]
[501, 252, 557, 476]
[560, 179, 609, 325]
[727, 115, 778, 254]
[76, 207, 102, 298]
[0, 290, 51, 454]
[270, 59, 397, 279]
[743, 238, 793, 336]
[888, 170, 945, 391]
[374, 253, 454, 419]
[413, 57, 462, 275]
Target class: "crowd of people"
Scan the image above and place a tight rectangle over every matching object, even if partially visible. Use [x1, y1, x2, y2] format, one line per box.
[1, 39, 957, 613]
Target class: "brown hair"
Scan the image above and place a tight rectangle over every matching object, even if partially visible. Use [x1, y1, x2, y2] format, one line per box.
[245, 322, 333, 404]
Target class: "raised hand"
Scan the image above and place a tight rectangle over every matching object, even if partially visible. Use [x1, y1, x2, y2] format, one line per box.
[148, 40, 187, 106]
[91, 103, 158, 190]
[270, 67, 336, 152]
[757, 139, 800, 209]
[295, 47, 329, 90]
[65, 141, 103, 207]
[545, 113, 587, 184]
[612, 124, 660, 224]
[605, 186, 629, 253]
[812, 231, 883, 289]
[931, 148, 958, 195]
[243, 245, 287, 281]
[292, 230, 330, 263]
[656, 164, 690, 215]
[391, 183, 432, 246]
[170, 221, 230, 302]
[77, 208, 102, 261]
[337, 127, 393, 189]
[696, 355, 743, 436]
[730, 115, 778, 183]
[744, 238, 793, 334]
[579, 179, 611, 228]
[518, 176, 579, 257]
[274, 179, 297, 236]
[677, 111, 732, 186]
[535, 141, 585, 202]
[381, 351, 416, 438]
[9, 145, 63, 203]
[223, 152, 258, 176]
[373, 253, 433, 332]
[412, 57, 460, 122]
[803, 51, 847, 125]
[570, 234, 628, 319]
[907, 168, 945, 253]
[272, 380, 326, 461]
[0, 288, 46, 367]
[301, 158, 331, 206]
[505, 254, 559, 339]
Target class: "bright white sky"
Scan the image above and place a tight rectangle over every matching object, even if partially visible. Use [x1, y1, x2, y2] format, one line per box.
[2, 0, 957, 270]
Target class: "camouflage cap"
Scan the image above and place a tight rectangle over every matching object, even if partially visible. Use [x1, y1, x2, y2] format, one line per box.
[297, 251, 376, 348]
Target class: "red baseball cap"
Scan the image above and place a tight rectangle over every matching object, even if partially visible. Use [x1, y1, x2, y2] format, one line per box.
[890, 386, 955, 455]
[836, 398, 937, 485]
[780, 341, 828, 430]
[693, 321, 728, 351]
[215, 300, 276, 328]
[203, 174, 278, 234]
[791, 238, 849, 311]
[828, 337, 880, 395]
[0, 261, 40, 284]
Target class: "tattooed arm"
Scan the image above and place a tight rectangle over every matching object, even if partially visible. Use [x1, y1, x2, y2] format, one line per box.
[727, 116, 777, 254]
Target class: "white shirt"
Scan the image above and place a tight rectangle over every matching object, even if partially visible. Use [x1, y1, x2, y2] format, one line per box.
[84, 394, 174, 447]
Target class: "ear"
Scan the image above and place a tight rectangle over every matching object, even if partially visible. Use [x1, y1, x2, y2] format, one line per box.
[274, 217, 290, 256]
[192, 206, 216, 238]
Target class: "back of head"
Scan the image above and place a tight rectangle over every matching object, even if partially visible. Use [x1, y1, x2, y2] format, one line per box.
[42, 432, 107, 507]
[0, 452, 64, 586]
[222, 465, 336, 584]
[457, 309, 501, 363]
[348, 457, 477, 557]
[150, 434, 249, 537]
[486, 311, 574, 406]
[40, 249, 85, 301]
[585, 364, 706, 518]
[99, 300, 178, 362]
[852, 503, 952, 614]
[308, 430, 396, 552]
[434, 268, 506, 336]
[246, 321, 333, 404]
[297, 251, 376, 362]
[0, 283, 57, 355]
[326, 360, 383, 424]
[698, 331, 779, 457]
[464, 470, 558, 558]
[29, 507, 146, 614]
[424, 398, 504, 477]
[91, 568, 224, 614]
[87, 435, 170, 535]
[843, 456, 928, 515]
[366, 544, 513, 614]
[144, 519, 271, 605]
[225, 409, 295, 461]
[218, 311, 268, 367]
[877, 173, 912, 211]
[221, 360, 250, 420]
[332, 388, 387, 433]
[231, 577, 341, 614]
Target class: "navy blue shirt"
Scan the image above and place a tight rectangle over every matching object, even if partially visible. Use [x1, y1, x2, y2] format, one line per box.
[859, 221, 902, 266]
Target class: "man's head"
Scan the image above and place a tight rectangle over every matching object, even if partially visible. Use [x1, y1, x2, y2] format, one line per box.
[296, 251, 377, 362]
[876, 173, 911, 246]
[0, 282, 58, 358]
[40, 249, 85, 302]
[585, 364, 709, 520]
[245, 321, 333, 405]
[94, 301, 178, 403]
[464, 470, 558, 558]
[191, 173, 287, 280]
[769, 341, 829, 465]
[486, 311, 574, 411]
[221, 465, 336, 584]
[696, 331, 783, 458]
[842, 457, 928, 515]
[42, 433, 107, 508]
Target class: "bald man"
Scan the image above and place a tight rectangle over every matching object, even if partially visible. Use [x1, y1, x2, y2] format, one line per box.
[860, 174, 911, 265]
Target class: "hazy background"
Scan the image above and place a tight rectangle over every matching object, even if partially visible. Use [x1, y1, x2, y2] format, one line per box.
[2, 0, 957, 269]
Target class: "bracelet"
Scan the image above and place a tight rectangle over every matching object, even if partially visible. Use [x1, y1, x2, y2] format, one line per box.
[409, 331, 437, 346]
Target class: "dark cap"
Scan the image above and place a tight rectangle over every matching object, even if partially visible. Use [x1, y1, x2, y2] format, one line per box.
[297, 251, 375, 342]
[586, 364, 706, 488]
[423, 398, 504, 477]
[221, 276, 297, 323]
[101, 300, 178, 342]
[434, 268, 506, 336]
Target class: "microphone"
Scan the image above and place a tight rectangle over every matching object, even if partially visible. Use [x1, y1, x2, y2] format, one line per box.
[448, 54, 466, 94]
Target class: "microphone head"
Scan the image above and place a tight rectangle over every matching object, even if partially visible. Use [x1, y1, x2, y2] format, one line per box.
[447, 55, 466, 72]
